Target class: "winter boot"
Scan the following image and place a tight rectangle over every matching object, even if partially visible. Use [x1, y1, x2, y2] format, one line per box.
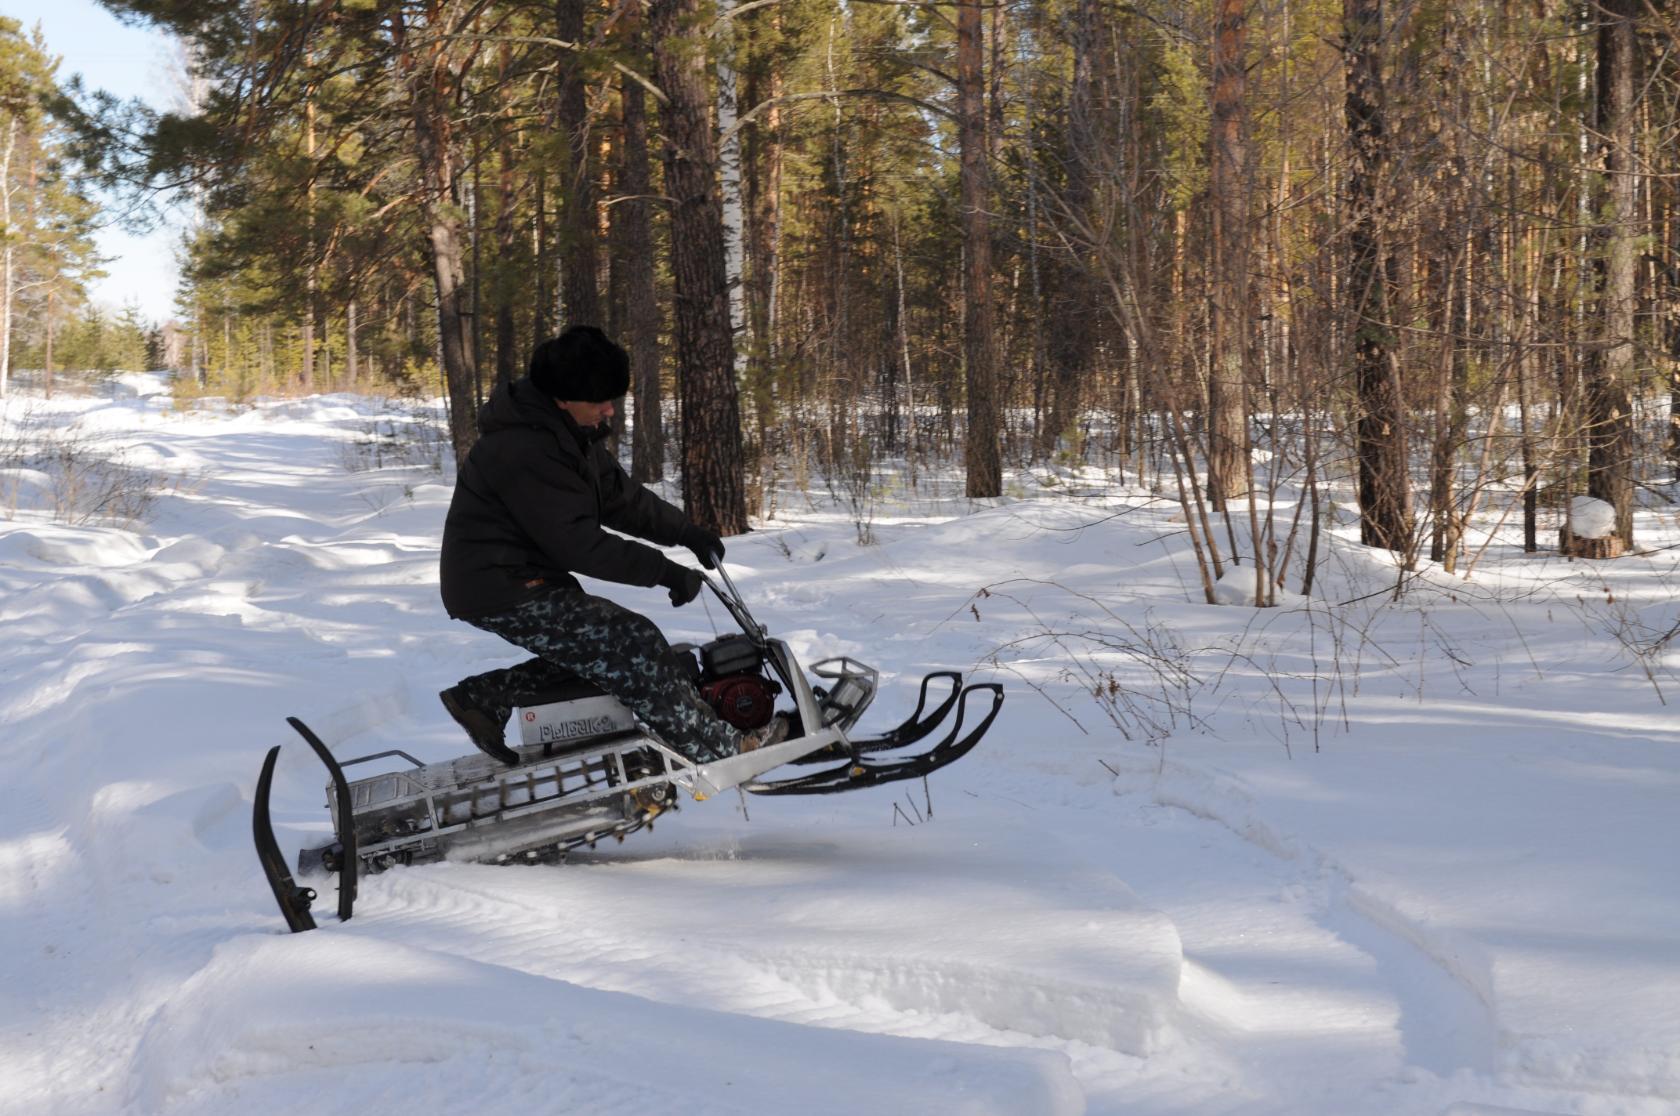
[439, 683, 519, 765]
[738, 713, 790, 754]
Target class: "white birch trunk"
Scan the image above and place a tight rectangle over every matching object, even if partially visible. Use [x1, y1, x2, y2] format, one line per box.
[893, 209, 915, 485]
[347, 298, 359, 389]
[1, 118, 16, 397]
[715, 0, 747, 378]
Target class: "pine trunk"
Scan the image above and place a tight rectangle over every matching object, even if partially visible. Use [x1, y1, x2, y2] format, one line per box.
[958, 0, 1001, 498]
[1207, 0, 1251, 507]
[494, 135, 520, 387]
[1585, 0, 1638, 549]
[618, 18, 664, 484]
[533, 167, 551, 343]
[1043, 0, 1101, 458]
[395, 9, 479, 466]
[556, 0, 603, 328]
[650, 0, 747, 533]
[1345, 0, 1412, 552]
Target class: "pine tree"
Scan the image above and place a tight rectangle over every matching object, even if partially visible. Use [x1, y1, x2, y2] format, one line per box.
[1, 17, 104, 395]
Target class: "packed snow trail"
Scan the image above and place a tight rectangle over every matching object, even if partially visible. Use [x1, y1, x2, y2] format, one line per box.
[3, 380, 1679, 1115]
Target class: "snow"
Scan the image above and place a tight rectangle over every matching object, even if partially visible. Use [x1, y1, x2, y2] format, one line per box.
[3, 378, 1680, 1115]
[1212, 562, 1302, 606]
[127, 934, 1080, 1115]
[1570, 496, 1617, 539]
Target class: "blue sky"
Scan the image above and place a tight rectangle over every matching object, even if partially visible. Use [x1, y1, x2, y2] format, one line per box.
[11, 0, 185, 324]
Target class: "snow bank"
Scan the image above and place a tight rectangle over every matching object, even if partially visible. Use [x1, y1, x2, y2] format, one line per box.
[128, 934, 1083, 1116]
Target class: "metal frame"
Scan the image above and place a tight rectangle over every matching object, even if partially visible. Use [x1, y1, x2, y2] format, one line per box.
[330, 734, 692, 868]
[317, 646, 880, 868]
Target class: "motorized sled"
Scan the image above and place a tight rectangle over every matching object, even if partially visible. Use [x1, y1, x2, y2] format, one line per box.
[253, 565, 1004, 932]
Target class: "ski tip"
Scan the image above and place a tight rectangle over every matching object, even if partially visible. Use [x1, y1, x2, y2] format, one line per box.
[286, 716, 331, 753]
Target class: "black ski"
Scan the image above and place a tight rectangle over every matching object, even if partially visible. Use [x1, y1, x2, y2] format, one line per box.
[253, 744, 318, 933]
[747, 682, 1004, 796]
[286, 717, 358, 922]
[795, 671, 963, 764]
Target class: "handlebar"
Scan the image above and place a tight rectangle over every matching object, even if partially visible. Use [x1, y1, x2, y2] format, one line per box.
[701, 561, 766, 644]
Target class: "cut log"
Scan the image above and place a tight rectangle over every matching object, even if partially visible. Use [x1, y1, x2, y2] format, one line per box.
[1559, 527, 1625, 559]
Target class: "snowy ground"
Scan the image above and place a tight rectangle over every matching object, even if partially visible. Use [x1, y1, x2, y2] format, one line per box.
[2, 377, 1677, 1116]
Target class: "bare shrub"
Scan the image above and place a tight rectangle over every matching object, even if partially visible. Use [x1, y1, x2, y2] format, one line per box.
[974, 581, 1207, 746]
[840, 437, 878, 546]
[341, 402, 448, 473]
[0, 413, 170, 527]
[809, 416, 880, 545]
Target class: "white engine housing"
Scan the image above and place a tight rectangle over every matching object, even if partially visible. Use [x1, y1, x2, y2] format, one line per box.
[516, 694, 637, 748]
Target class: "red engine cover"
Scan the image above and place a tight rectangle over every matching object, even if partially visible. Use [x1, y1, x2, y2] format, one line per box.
[701, 674, 778, 731]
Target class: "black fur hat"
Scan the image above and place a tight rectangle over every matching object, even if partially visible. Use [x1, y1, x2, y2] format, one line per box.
[529, 326, 631, 402]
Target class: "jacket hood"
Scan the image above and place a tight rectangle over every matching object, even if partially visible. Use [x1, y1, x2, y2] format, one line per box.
[478, 377, 573, 439]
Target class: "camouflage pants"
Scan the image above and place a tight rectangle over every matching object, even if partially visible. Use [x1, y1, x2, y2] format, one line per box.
[458, 589, 741, 762]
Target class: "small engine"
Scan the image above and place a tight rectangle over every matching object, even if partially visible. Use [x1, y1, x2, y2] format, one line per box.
[683, 634, 781, 732]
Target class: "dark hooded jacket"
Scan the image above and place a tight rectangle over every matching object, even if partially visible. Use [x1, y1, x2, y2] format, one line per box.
[439, 377, 686, 619]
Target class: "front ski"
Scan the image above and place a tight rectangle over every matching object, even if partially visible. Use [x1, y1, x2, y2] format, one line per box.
[286, 717, 358, 922]
[253, 744, 318, 932]
[797, 670, 963, 761]
[746, 682, 1004, 796]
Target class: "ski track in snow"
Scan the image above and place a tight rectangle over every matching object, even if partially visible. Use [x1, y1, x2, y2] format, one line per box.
[3, 382, 1679, 1115]
[362, 819, 1178, 1052]
[1100, 769, 1497, 1111]
[1112, 753, 1504, 1066]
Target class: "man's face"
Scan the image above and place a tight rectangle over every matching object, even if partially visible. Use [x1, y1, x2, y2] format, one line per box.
[557, 397, 617, 432]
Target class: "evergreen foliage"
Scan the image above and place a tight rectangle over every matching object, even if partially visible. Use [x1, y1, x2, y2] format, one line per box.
[1, 16, 108, 395]
[30, 0, 1680, 558]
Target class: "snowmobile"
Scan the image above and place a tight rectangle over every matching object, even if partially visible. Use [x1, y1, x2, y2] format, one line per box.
[253, 564, 1004, 932]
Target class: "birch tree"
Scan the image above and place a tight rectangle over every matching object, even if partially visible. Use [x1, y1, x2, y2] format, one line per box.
[716, 0, 747, 376]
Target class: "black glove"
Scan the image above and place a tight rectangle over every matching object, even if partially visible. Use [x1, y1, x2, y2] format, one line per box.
[679, 523, 726, 570]
[658, 562, 704, 608]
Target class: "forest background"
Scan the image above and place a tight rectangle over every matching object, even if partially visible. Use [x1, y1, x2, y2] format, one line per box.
[3, 0, 1677, 594]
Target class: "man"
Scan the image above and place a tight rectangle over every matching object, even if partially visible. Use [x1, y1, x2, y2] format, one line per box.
[437, 325, 785, 764]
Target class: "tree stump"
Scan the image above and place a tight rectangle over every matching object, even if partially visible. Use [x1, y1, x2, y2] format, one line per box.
[1559, 527, 1625, 559]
